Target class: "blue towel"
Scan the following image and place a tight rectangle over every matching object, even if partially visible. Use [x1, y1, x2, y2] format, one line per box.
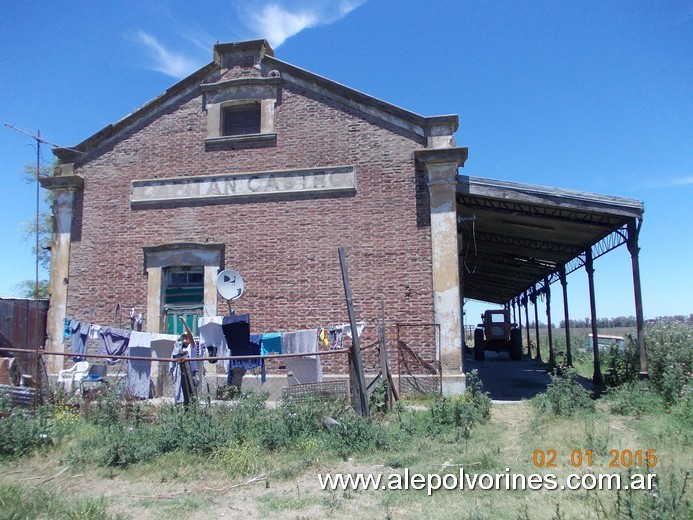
[260, 332, 282, 355]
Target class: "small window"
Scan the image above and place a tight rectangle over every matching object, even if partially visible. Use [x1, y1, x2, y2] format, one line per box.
[223, 104, 261, 136]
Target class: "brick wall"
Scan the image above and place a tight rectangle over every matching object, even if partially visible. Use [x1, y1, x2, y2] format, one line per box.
[65, 68, 437, 374]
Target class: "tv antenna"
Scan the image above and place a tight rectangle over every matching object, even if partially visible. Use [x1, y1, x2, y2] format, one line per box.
[3, 122, 81, 397]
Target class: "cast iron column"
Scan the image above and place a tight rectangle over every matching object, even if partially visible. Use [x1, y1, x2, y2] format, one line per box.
[524, 293, 531, 356]
[559, 267, 573, 367]
[545, 278, 555, 366]
[627, 218, 648, 377]
[585, 249, 603, 385]
[532, 288, 541, 362]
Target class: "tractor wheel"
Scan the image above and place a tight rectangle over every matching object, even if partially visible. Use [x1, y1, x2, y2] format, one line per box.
[474, 328, 485, 361]
[510, 328, 523, 361]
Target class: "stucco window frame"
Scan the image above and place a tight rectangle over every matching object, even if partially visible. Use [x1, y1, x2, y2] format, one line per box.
[203, 76, 280, 145]
[142, 242, 225, 333]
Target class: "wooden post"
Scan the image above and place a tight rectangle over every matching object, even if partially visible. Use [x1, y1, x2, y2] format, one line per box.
[627, 218, 648, 377]
[378, 299, 392, 411]
[559, 267, 573, 367]
[338, 246, 370, 417]
[179, 358, 196, 406]
[585, 249, 603, 385]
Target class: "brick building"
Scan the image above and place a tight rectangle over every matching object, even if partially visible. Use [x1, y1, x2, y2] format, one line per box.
[41, 40, 468, 392]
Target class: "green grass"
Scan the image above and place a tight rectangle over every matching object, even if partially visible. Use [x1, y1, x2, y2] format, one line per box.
[0, 483, 127, 520]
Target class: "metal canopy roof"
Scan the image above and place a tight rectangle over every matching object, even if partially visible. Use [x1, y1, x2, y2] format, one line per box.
[456, 176, 644, 304]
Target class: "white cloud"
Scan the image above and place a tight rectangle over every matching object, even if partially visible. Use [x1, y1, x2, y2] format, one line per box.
[130, 1, 366, 78]
[132, 31, 200, 79]
[670, 176, 693, 186]
[243, 0, 367, 48]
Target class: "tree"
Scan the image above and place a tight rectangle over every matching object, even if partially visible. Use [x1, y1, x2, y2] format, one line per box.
[12, 280, 50, 299]
[13, 161, 55, 298]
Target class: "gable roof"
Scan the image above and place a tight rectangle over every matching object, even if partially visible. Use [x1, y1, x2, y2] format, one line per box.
[54, 39, 457, 164]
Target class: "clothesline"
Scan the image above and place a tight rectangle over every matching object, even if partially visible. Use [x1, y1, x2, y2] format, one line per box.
[8, 346, 351, 364]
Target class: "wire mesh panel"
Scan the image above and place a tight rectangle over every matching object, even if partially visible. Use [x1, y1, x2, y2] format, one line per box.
[281, 380, 350, 403]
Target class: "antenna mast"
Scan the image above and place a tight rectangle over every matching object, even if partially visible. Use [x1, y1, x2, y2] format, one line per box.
[3, 122, 68, 394]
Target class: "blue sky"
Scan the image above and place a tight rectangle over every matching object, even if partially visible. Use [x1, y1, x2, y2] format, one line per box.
[1, 0, 691, 321]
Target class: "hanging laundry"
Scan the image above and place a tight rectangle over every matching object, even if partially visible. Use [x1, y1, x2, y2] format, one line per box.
[227, 333, 265, 384]
[260, 332, 282, 356]
[283, 329, 319, 357]
[64, 318, 72, 341]
[88, 324, 101, 340]
[150, 333, 178, 359]
[318, 327, 329, 347]
[198, 316, 227, 361]
[329, 327, 343, 351]
[222, 314, 251, 356]
[127, 332, 152, 399]
[97, 327, 131, 364]
[69, 320, 90, 362]
[343, 321, 366, 339]
[283, 328, 322, 384]
[185, 327, 205, 377]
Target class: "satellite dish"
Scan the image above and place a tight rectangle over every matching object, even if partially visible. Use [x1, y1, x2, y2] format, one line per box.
[216, 269, 244, 301]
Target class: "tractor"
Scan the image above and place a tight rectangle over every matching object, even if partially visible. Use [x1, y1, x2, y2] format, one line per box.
[474, 309, 523, 361]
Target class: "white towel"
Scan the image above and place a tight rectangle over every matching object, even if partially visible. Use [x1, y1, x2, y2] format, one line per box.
[283, 329, 322, 384]
[198, 317, 228, 357]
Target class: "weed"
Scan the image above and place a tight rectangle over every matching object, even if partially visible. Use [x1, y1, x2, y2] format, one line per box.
[327, 412, 390, 459]
[0, 405, 55, 458]
[213, 443, 262, 476]
[605, 380, 664, 417]
[427, 370, 492, 445]
[82, 384, 124, 426]
[532, 368, 595, 417]
[370, 378, 389, 414]
[582, 418, 612, 455]
[602, 336, 640, 387]
[645, 321, 692, 407]
[0, 483, 126, 519]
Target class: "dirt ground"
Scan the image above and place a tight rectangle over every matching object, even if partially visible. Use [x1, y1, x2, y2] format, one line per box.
[1, 449, 398, 519]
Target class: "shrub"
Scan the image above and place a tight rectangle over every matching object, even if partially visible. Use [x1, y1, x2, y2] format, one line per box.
[532, 368, 595, 417]
[605, 380, 664, 417]
[670, 382, 692, 443]
[326, 412, 391, 459]
[425, 370, 492, 445]
[82, 384, 124, 426]
[0, 406, 56, 458]
[603, 335, 640, 387]
[646, 321, 692, 407]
